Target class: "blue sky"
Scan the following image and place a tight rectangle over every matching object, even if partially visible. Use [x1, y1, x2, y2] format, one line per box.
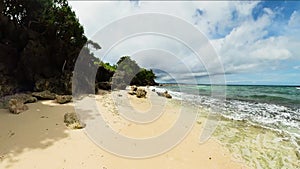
[69, 1, 300, 85]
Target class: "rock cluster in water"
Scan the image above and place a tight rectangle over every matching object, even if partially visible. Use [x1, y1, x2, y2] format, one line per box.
[156, 91, 172, 99]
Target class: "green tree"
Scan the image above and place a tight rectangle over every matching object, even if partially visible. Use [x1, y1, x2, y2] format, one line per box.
[0, 0, 87, 95]
[112, 56, 157, 89]
[131, 68, 157, 86]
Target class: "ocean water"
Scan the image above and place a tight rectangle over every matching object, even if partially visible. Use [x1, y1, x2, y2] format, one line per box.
[151, 84, 300, 168]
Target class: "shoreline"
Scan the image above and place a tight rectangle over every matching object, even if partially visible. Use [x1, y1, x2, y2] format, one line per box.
[0, 88, 248, 169]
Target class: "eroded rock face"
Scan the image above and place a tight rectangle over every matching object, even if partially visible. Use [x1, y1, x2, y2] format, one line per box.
[96, 82, 112, 91]
[111, 70, 127, 90]
[0, 75, 18, 98]
[136, 88, 147, 98]
[56, 95, 72, 104]
[8, 99, 28, 114]
[32, 90, 56, 100]
[64, 112, 85, 129]
[34, 71, 73, 95]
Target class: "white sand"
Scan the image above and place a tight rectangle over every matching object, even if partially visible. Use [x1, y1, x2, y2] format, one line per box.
[0, 89, 248, 169]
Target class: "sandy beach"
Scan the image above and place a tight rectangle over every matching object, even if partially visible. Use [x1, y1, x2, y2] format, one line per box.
[0, 88, 248, 169]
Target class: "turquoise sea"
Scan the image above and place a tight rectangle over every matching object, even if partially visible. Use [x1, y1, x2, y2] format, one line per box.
[152, 84, 300, 168]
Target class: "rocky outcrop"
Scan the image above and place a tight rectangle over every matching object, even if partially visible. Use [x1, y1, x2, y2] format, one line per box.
[32, 90, 56, 100]
[157, 91, 172, 99]
[34, 70, 73, 95]
[0, 75, 18, 98]
[131, 85, 138, 92]
[136, 88, 147, 98]
[56, 95, 72, 104]
[8, 99, 28, 114]
[64, 112, 85, 129]
[127, 86, 147, 98]
[0, 93, 37, 109]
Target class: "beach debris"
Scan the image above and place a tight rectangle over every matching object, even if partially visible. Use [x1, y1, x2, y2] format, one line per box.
[0, 155, 4, 161]
[8, 99, 28, 114]
[32, 90, 56, 100]
[56, 95, 72, 104]
[156, 91, 172, 99]
[64, 112, 85, 129]
[8, 130, 15, 137]
[295, 149, 300, 159]
[136, 88, 147, 98]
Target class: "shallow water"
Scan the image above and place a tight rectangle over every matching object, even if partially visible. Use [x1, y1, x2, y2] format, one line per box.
[151, 85, 300, 168]
[214, 116, 299, 169]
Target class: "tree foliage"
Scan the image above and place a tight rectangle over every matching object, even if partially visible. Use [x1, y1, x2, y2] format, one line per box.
[0, 0, 157, 95]
[0, 0, 87, 94]
[112, 56, 157, 88]
[131, 68, 156, 86]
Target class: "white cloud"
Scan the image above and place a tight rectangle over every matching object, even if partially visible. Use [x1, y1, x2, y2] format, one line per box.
[288, 11, 300, 28]
[69, 1, 300, 83]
